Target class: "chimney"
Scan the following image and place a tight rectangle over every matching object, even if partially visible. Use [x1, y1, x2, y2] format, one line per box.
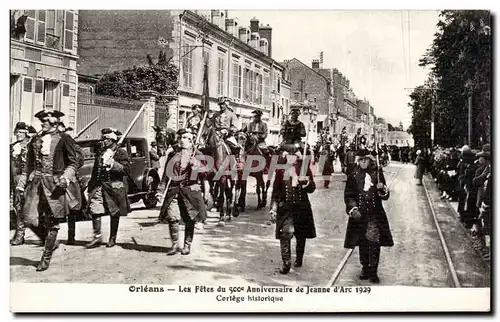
[259, 38, 269, 56]
[250, 17, 259, 33]
[225, 18, 237, 37]
[259, 24, 272, 58]
[249, 32, 260, 50]
[312, 59, 320, 69]
[211, 10, 221, 27]
[239, 27, 250, 43]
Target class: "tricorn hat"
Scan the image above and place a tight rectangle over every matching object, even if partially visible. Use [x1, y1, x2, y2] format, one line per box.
[191, 104, 203, 111]
[218, 96, 231, 105]
[356, 148, 376, 161]
[252, 110, 263, 116]
[34, 108, 65, 119]
[14, 122, 37, 134]
[177, 128, 193, 136]
[101, 127, 120, 141]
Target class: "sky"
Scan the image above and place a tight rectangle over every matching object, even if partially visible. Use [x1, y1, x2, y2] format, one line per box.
[230, 10, 440, 129]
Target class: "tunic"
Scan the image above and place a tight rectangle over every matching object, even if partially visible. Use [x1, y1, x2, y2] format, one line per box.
[213, 109, 238, 135]
[280, 120, 306, 144]
[272, 164, 316, 239]
[18, 132, 82, 227]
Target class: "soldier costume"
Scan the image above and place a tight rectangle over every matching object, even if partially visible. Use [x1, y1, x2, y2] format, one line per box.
[280, 106, 306, 153]
[344, 149, 393, 283]
[186, 104, 204, 133]
[86, 128, 131, 249]
[10, 122, 37, 245]
[16, 109, 82, 271]
[157, 128, 209, 256]
[213, 96, 239, 151]
[242, 110, 269, 155]
[270, 152, 316, 274]
[353, 128, 367, 151]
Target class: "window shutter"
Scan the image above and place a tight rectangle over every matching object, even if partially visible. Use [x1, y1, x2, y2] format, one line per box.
[64, 10, 74, 51]
[25, 10, 36, 41]
[37, 10, 46, 44]
[21, 77, 34, 123]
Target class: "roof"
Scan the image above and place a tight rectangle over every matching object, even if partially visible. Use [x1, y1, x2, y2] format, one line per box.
[283, 58, 331, 84]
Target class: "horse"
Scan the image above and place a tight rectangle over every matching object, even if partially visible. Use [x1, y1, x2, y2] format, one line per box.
[234, 131, 275, 212]
[198, 118, 241, 227]
[152, 125, 176, 157]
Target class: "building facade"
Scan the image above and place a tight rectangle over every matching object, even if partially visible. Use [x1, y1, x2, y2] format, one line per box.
[386, 131, 414, 147]
[10, 9, 79, 132]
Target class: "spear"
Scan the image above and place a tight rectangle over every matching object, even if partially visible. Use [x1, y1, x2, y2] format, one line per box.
[74, 116, 99, 140]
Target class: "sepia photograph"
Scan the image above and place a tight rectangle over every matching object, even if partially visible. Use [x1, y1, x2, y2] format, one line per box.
[7, 4, 492, 313]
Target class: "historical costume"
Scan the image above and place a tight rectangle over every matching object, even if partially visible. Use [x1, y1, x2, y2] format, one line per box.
[343, 149, 393, 283]
[212, 96, 239, 151]
[86, 128, 131, 249]
[319, 140, 335, 188]
[150, 141, 160, 170]
[353, 128, 367, 151]
[242, 110, 269, 155]
[157, 128, 209, 255]
[280, 106, 306, 153]
[10, 122, 37, 245]
[16, 109, 82, 271]
[186, 104, 204, 134]
[270, 150, 316, 274]
[413, 149, 425, 185]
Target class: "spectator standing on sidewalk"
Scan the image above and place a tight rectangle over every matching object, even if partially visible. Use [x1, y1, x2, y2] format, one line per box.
[414, 149, 425, 185]
[471, 144, 490, 254]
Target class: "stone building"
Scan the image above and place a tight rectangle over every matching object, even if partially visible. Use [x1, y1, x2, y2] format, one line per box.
[10, 9, 79, 132]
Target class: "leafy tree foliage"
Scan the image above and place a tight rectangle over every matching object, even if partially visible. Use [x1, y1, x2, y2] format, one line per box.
[412, 10, 491, 148]
[95, 50, 179, 106]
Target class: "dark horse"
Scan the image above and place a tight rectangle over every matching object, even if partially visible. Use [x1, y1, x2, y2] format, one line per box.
[199, 118, 240, 227]
[234, 131, 274, 212]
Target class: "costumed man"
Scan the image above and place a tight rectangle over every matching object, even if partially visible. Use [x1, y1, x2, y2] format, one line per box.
[213, 96, 239, 153]
[10, 122, 37, 245]
[86, 128, 130, 249]
[16, 109, 82, 271]
[150, 141, 160, 170]
[157, 128, 209, 255]
[353, 128, 367, 151]
[242, 110, 269, 155]
[186, 104, 204, 134]
[280, 106, 307, 155]
[269, 150, 316, 274]
[343, 149, 393, 283]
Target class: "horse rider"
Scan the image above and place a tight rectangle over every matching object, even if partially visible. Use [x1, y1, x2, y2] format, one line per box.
[213, 96, 239, 153]
[186, 104, 204, 134]
[242, 109, 269, 155]
[10, 122, 37, 246]
[353, 127, 367, 151]
[15, 108, 82, 271]
[280, 106, 307, 155]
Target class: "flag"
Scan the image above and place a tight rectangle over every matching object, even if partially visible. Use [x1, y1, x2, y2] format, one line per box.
[201, 62, 209, 113]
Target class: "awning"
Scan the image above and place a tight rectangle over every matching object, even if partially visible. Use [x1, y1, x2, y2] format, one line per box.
[316, 114, 328, 122]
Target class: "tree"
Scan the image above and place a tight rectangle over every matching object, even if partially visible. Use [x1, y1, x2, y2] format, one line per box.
[408, 82, 434, 149]
[387, 123, 395, 131]
[95, 50, 179, 105]
[419, 10, 491, 148]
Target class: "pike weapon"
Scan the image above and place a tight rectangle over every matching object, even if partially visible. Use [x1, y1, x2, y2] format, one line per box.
[74, 116, 99, 140]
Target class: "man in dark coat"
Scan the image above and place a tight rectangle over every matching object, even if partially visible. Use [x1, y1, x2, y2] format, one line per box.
[213, 96, 239, 151]
[242, 109, 269, 155]
[10, 122, 37, 245]
[86, 128, 130, 249]
[353, 128, 367, 151]
[269, 149, 316, 274]
[344, 149, 393, 283]
[150, 141, 160, 170]
[280, 106, 306, 153]
[157, 128, 209, 256]
[16, 109, 82, 271]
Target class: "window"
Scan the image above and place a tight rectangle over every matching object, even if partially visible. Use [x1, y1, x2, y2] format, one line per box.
[24, 10, 46, 44]
[232, 62, 241, 99]
[64, 10, 74, 50]
[249, 70, 255, 103]
[182, 43, 193, 88]
[243, 68, 251, 102]
[263, 72, 270, 106]
[37, 10, 46, 44]
[294, 92, 300, 101]
[255, 73, 262, 104]
[24, 10, 36, 41]
[272, 102, 275, 118]
[277, 79, 281, 94]
[217, 56, 225, 96]
[44, 81, 59, 109]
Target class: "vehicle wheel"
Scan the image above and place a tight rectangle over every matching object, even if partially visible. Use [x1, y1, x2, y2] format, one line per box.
[143, 175, 158, 209]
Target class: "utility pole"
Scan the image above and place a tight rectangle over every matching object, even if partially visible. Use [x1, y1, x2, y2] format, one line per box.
[467, 88, 472, 147]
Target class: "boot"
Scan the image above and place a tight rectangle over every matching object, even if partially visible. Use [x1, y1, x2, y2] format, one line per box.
[359, 266, 370, 280]
[36, 229, 58, 272]
[67, 215, 76, 245]
[181, 221, 195, 255]
[167, 222, 180, 255]
[279, 239, 292, 274]
[295, 238, 306, 267]
[86, 215, 102, 249]
[10, 215, 25, 246]
[369, 267, 380, 284]
[106, 216, 120, 248]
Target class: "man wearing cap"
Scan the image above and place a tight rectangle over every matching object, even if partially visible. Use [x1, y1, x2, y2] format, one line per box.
[157, 128, 209, 256]
[213, 96, 239, 152]
[280, 106, 306, 154]
[353, 128, 367, 151]
[344, 149, 393, 284]
[15, 109, 82, 271]
[242, 109, 269, 155]
[10, 122, 37, 246]
[86, 128, 131, 249]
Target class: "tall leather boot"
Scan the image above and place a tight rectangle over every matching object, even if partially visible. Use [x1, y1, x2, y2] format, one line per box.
[86, 215, 102, 249]
[36, 229, 58, 272]
[279, 238, 292, 274]
[181, 221, 195, 255]
[107, 216, 120, 248]
[167, 221, 180, 255]
[368, 242, 381, 284]
[358, 241, 370, 280]
[10, 212, 25, 246]
[295, 238, 306, 267]
[67, 214, 76, 245]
